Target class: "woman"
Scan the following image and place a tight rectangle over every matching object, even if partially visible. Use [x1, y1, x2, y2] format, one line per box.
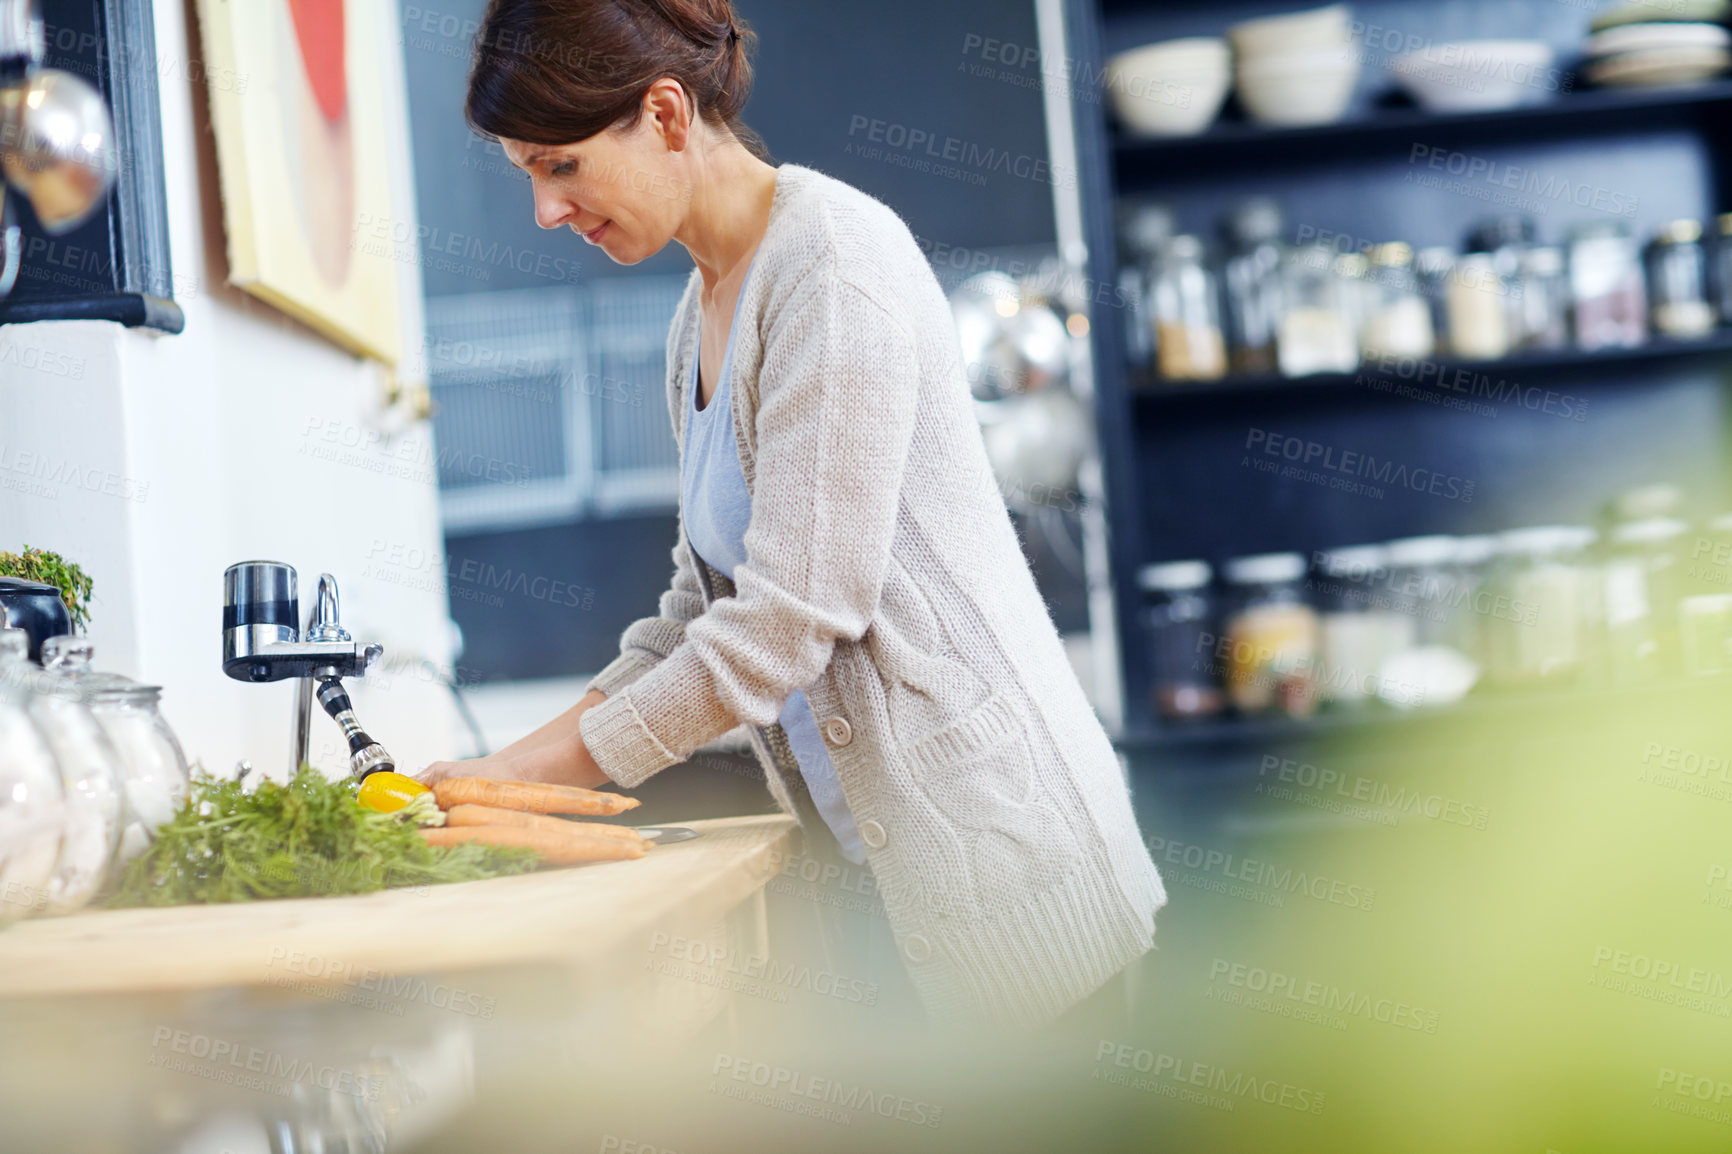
[423, 0, 1166, 1028]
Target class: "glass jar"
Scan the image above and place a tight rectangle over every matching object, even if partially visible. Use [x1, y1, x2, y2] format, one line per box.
[1220, 198, 1286, 375]
[1277, 243, 1358, 376]
[1646, 219, 1714, 339]
[1150, 234, 1226, 381]
[1515, 246, 1570, 351]
[1449, 533, 1501, 666]
[1117, 200, 1175, 373]
[1486, 526, 1599, 684]
[1384, 536, 1463, 649]
[1716, 213, 1732, 328]
[1415, 247, 1455, 355]
[2, 633, 122, 913]
[1679, 511, 1732, 675]
[1136, 560, 1223, 721]
[1361, 242, 1436, 361]
[0, 631, 67, 923]
[1467, 216, 1536, 349]
[1447, 252, 1511, 361]
[1222, 552, 1321, 717]
[1312, 544, 1411, 708]
[41, 638, 190, 863]
[1568, 221, 1647, 351]
[1602, 517, 1689, 684]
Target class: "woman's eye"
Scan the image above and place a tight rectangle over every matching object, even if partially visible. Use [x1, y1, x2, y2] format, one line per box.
[552, 162, 576, 177]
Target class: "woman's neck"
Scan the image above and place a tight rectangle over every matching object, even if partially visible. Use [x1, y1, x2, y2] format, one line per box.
[675, 137, 778, 293]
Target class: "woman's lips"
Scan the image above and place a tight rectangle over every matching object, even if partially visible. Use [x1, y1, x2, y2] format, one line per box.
[582, 222, 609, 245]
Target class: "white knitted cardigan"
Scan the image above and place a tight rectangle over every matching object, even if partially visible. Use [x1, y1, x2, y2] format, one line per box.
[578, 164, 1166, 1027]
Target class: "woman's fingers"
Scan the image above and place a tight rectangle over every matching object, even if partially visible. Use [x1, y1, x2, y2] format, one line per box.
[415, 758, 494, 787]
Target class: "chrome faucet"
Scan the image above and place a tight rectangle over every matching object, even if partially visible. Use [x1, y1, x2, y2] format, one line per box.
[222, 561, 394, 778]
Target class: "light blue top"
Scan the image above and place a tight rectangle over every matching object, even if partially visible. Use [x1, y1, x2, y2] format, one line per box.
[679, 262, 866, 865]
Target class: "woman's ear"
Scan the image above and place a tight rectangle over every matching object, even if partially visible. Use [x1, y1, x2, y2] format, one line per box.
[643, 77, 693, 152]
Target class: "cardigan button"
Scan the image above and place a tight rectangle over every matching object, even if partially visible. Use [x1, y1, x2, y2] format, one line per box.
[859, 819, 887, 849]
[903, 934, 932, 963]
[822, 716, 853, 747]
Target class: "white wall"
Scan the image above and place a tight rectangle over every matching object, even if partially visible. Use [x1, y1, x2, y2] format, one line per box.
[0, 0, 457, 779]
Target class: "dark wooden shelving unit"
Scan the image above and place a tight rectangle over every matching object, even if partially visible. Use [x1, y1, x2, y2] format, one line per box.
[1060, 0, 1732, 755]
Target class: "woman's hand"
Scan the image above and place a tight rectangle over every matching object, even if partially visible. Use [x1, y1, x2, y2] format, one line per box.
[417, 688, 612, 791]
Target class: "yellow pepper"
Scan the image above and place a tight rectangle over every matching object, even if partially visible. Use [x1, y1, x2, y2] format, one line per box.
[356, 771, 431, 814]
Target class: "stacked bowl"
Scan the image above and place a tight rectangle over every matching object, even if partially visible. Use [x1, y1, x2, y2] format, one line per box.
[1229, 4, 1362, 126]
[1106, 37, 1232, 137]
[1584, 1, 1731, 89]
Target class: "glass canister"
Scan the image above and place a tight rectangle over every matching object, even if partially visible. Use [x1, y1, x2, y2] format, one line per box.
[0, 632, 67, 923]
[1601, 517, 1690, 684]
[1715, 213, 1732, 328]
[1568, 221, 1647, 351]
[1467, 217, 1536, 347]
[1136, 560, 1223, 721]
[1116, 200, 1174, 373]
[1384, 536, 1463, 649]
[1514, 246, 1570, 351]
[1449, 534, 1501, 666]
[41, 638, 190, 863]
[1447, 252, 1510, 361]
[1220, 198, 1286, 375]
[1679, 510, 1732, 675]
[1361, 242, 1436, 361]
[1486, 526, 1598, 684]
[1149, 234, 1227, 381]
[2, 632, 122, 913]
[1415, 247, 1455, 355]
[1277, 243, 1358, 376]
[1312, 544, 1412, 708]
[1646, 220, 1714, 339]
[1222, 552, 1321, 717]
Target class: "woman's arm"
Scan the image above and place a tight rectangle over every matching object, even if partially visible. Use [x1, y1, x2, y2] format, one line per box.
[578, 270, 921, 788]
[419, 687, 611, 788]
[417, 526, 706, 788]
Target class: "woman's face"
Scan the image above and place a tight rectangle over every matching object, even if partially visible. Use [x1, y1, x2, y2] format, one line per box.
[500, 89, 691, 266]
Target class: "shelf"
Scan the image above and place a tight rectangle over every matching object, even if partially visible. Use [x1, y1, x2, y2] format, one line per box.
[1116, 671, 1732, 751]
[1110, 79, 1732, 166]
[1127, 330, 1732, 406]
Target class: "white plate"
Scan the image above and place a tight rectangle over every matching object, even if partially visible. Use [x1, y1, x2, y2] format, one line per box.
[1588, 44, 1731, 86]
[1587, 22, 1730, 58]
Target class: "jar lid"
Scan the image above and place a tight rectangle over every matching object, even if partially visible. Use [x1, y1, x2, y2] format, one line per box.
[1497, 525, 1596, 557]
[1161, 233, 1206, 262]
[1521, 246, 1564, 275]
[1386, 535, 1458, 568]
[1223, 197, 1283, 248]
[1466, 215, 1537, 253]
[1315, 544, 1387, 577]
[1369, 242, 1413, 268]
[1224, 552, 1307, 585]
[1415, 247, 1455, 275]
[1137, 560, 1211, 592]
[1611, 517, 1690, 546]
[39, 636, 161, 701]
[1453, 535, 1499, 566]
[1656, 219, 1703, 246]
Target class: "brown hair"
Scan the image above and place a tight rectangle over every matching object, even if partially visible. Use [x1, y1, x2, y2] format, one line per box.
[466, 0, 768, 159]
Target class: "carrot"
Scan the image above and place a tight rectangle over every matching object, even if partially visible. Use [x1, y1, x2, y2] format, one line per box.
[420, 824, 646, 864]
[444, 803, 647, 847]
[432, 777, 641, 816]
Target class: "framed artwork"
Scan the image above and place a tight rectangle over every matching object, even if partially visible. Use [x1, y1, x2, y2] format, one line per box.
[196, 0, 403, 363]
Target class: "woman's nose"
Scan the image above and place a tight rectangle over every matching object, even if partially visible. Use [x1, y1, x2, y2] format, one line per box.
[532, 186, 574, 230]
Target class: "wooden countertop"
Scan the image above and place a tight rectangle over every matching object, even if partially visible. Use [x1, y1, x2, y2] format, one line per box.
[0, 813, 795, 998]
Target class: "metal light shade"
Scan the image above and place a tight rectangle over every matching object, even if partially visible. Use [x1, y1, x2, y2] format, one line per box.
[0, 67, 118, 234]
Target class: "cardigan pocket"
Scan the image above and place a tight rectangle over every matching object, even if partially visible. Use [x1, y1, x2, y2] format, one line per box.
[901, 694, 1081, 915]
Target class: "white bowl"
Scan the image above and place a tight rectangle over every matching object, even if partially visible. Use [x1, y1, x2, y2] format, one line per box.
[1236, 49, 1362, 125]
[1389, 40, 1556, 112]
[1229, 4, 1353, 59]
[1107, 37, 1230, 78]
[1107, 39, 1233, 137]
[1109, 66, 1232, 136]
[1587, 21, 1729, 59]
